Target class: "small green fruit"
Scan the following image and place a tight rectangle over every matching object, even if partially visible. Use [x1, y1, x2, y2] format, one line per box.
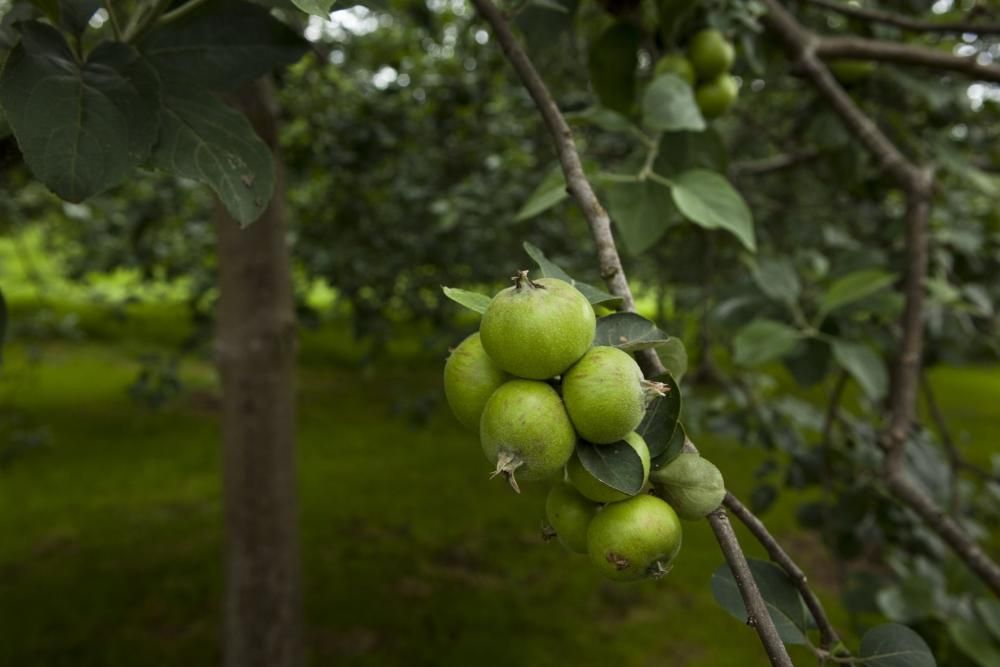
[695, 74, 738, 119]
[480, 272, 596, 380]
[545, 481, 600, 553]
[443, 333, 510, 430]
[828, 59, 875, 83]
[587, 494, 683, 581]
[567, 432, 651, 503]
[562, 346, 645, 444]
[480, 379, 576, 492]
[650, 452, 726, 520]
[687, 29, 735, 80]
[653, 53, 695, 86]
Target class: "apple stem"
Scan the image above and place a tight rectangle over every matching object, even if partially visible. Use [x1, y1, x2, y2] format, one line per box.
[511, 269, 543, 291]
[490, 450, 524, 493]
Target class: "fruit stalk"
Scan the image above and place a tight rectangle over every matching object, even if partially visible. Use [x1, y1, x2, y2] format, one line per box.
[511, 269, 541, 291]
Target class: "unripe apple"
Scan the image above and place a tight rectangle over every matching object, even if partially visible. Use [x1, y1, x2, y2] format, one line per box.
[654, 53, 695, 86]
[480, 271, 596, 380]
[687, 29, 735, 80]
[562, 346, 645, 444]
[695, 73, 738, 119]
[587, 494, 683, 581]
[443, 332, 510, 430]
[545, 481, 600, 553]
[480, 379, 576, 492]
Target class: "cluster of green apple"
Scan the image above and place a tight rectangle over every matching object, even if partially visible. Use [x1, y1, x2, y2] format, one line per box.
[655, 28, 738, 120]
[444, 271, 726, 582]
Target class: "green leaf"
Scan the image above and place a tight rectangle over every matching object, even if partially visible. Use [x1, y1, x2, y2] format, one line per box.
[290, 0, 336, 15]
[784, 337, 831, 388]
[948, 617, 1000, 667]
[651, 421, 688, 468]
[148, 84, 274, 226]
[733, 319, 801, 366]
[975, 598, 1000, 643]
[751, 257, 800, 305]
[637, 373, 681, 459]
[575, 439, 645, 495]
[657, 0, 699, 43]
[57, 0, 100, 36]
[831, 339, 888, 401]
[565, 106, 637, 133]
[28, 0, 60, 23]
[605, 178, 679, 254]
[818, 269, 896, 318]
[0, 22, 161, 202]
[441, 286, 490, 314]
[587, 22, 639, 115]
[516, 165, 568, 221]
[594, 312, 669, 351]
[670, 169, 756, 251]
[522, 242, 624, 308]
[654, 129, 728, 176]
[657, 338, 687, 382]
[30, 0, 101, 37]
[641, 74, 705, 132]
[711, 559, 810, 645]
[139, 0, 308, 91]
[860, 623, 936, 667]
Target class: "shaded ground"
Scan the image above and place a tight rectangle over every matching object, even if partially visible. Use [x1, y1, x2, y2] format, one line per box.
[0, 240, 996, 664]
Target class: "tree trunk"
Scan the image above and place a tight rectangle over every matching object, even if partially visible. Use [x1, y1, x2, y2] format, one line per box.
[215, 78, 302, 667]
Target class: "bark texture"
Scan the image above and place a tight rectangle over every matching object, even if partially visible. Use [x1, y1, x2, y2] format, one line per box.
[215, 78, 302, 667]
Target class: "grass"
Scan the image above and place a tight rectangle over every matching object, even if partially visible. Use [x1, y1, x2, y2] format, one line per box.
[1, 231, 997, 665]
[0, 333, 852, 667]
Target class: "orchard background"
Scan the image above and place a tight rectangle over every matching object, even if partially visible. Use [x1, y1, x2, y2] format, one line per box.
[0, 0, 999, 665]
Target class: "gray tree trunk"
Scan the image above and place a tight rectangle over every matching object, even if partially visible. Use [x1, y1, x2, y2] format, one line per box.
[215, 78, 302, 667]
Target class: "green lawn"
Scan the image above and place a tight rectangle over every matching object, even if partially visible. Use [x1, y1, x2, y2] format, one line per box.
[0, 297, 997, 664]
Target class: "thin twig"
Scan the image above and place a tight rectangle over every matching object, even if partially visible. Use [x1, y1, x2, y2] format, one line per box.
[761, 0, 1000, 599]
[122, 0, 174, 43]
[725, 493, 842, 651]
[805, 0, 1000, 36]
[730, 150, 821, 177]
[706, 507, 798, 667]
[470, 0, 794, 663]
[157, 0, 212, 25]
[816, 36, 1000, 84]
[104, 0, 124, 40]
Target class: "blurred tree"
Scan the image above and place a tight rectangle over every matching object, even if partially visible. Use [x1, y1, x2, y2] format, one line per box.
[216, 78, 303, 667]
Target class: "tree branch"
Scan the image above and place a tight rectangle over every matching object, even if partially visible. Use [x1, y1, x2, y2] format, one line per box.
[761, 0, 1000, 600]
[816, 36, 1000, 84]
[724, 493, 841, 651]
[730, 150, 821, 177]
[471, 0, 794, 663]
[706, 508, 797, 667]
[805, 0, 1000, 36]
[885, 473, 1000, 595]
[759, 0, 913, 184]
